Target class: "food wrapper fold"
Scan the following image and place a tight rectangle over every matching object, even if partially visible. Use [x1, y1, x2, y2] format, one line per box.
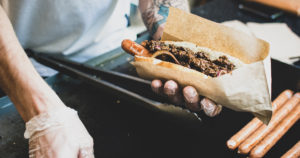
[132, 7, 272, 124]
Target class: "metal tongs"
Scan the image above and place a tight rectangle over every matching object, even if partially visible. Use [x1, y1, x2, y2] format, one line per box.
[28, 51, 201, 123]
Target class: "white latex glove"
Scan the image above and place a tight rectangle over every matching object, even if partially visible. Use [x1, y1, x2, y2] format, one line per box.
[24, 107, 94, 158]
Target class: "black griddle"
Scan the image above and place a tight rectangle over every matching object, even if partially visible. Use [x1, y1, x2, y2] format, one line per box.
[0, 0, 299, 157]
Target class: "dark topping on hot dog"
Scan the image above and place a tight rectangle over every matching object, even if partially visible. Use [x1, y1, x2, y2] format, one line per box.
[142, 40, 235, 77]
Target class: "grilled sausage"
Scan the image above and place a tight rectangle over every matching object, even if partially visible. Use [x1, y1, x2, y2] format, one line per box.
[281, 141, 300, 158]
[121, 39, 152, 57]
[227, 118, 263, 150]
[238, 93, 300, 154]
[226, 90, 293, 150]
[250, 104, 300, 158]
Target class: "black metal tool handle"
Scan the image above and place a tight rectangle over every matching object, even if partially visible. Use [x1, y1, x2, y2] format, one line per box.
[29, 51, 162, 99]
[28, 50, 168, 103]
[28, 51, 202, 122]
[30, 51, 151, 85]
[29, 51, 161, 106]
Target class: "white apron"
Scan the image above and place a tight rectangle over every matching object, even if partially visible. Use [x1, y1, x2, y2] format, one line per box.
[0, 0, 136, 62]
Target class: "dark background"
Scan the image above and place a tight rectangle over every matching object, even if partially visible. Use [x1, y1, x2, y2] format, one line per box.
[0, 0, 299, 157]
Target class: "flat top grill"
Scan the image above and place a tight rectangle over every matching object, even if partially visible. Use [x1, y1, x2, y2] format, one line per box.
[0, 0, 299, 157]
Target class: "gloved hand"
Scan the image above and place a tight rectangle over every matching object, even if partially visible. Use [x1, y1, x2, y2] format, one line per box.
[151, 80, 222, 117]
[24, 106, 94, 158]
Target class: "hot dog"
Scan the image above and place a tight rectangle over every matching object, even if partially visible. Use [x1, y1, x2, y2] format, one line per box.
[125, 39, 224, 114]
[238, 93, 300, 154]
[250, 104, 300, 158]
[281, 141, 300, 158]
[122, 39, 245, 78]
[226, 90, 293, 150]
[121, 39, 273, 123]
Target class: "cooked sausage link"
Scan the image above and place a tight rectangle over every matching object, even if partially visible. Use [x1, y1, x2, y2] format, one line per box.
[226, 90, 293, 150]
[121, 39, 151, 57]
[238, 93, 300, 154]
[281, 141, 300, 158]
[250, 104, 300, 158]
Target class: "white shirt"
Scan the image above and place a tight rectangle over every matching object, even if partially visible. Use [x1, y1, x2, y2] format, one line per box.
[1, 0, 135, 62]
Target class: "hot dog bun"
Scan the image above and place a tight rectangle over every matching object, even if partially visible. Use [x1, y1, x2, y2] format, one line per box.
[132, 40, 245, 79]
[160, 41, 244, 70]
[125, 39, 272, 124]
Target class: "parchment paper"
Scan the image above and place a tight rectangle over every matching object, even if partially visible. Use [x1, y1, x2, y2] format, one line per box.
[133, 7, 272, 124]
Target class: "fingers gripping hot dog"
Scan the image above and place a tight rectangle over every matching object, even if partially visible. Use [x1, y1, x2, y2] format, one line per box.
[123, 39, 224, 115]
[227, 90, 293, 150]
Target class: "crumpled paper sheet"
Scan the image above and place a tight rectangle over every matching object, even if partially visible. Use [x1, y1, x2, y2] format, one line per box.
[221, 21, 272, 97]
[247, 22, 300, 65]
[133, 8, 272, 124]
[223, 20, 300, 65]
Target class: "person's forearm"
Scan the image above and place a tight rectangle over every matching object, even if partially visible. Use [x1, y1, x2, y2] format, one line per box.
[0, 6, 64, 122]
[139, 0, 189, 39]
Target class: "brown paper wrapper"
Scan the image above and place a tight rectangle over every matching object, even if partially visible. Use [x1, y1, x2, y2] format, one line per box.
[132, 7, 272, 124]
